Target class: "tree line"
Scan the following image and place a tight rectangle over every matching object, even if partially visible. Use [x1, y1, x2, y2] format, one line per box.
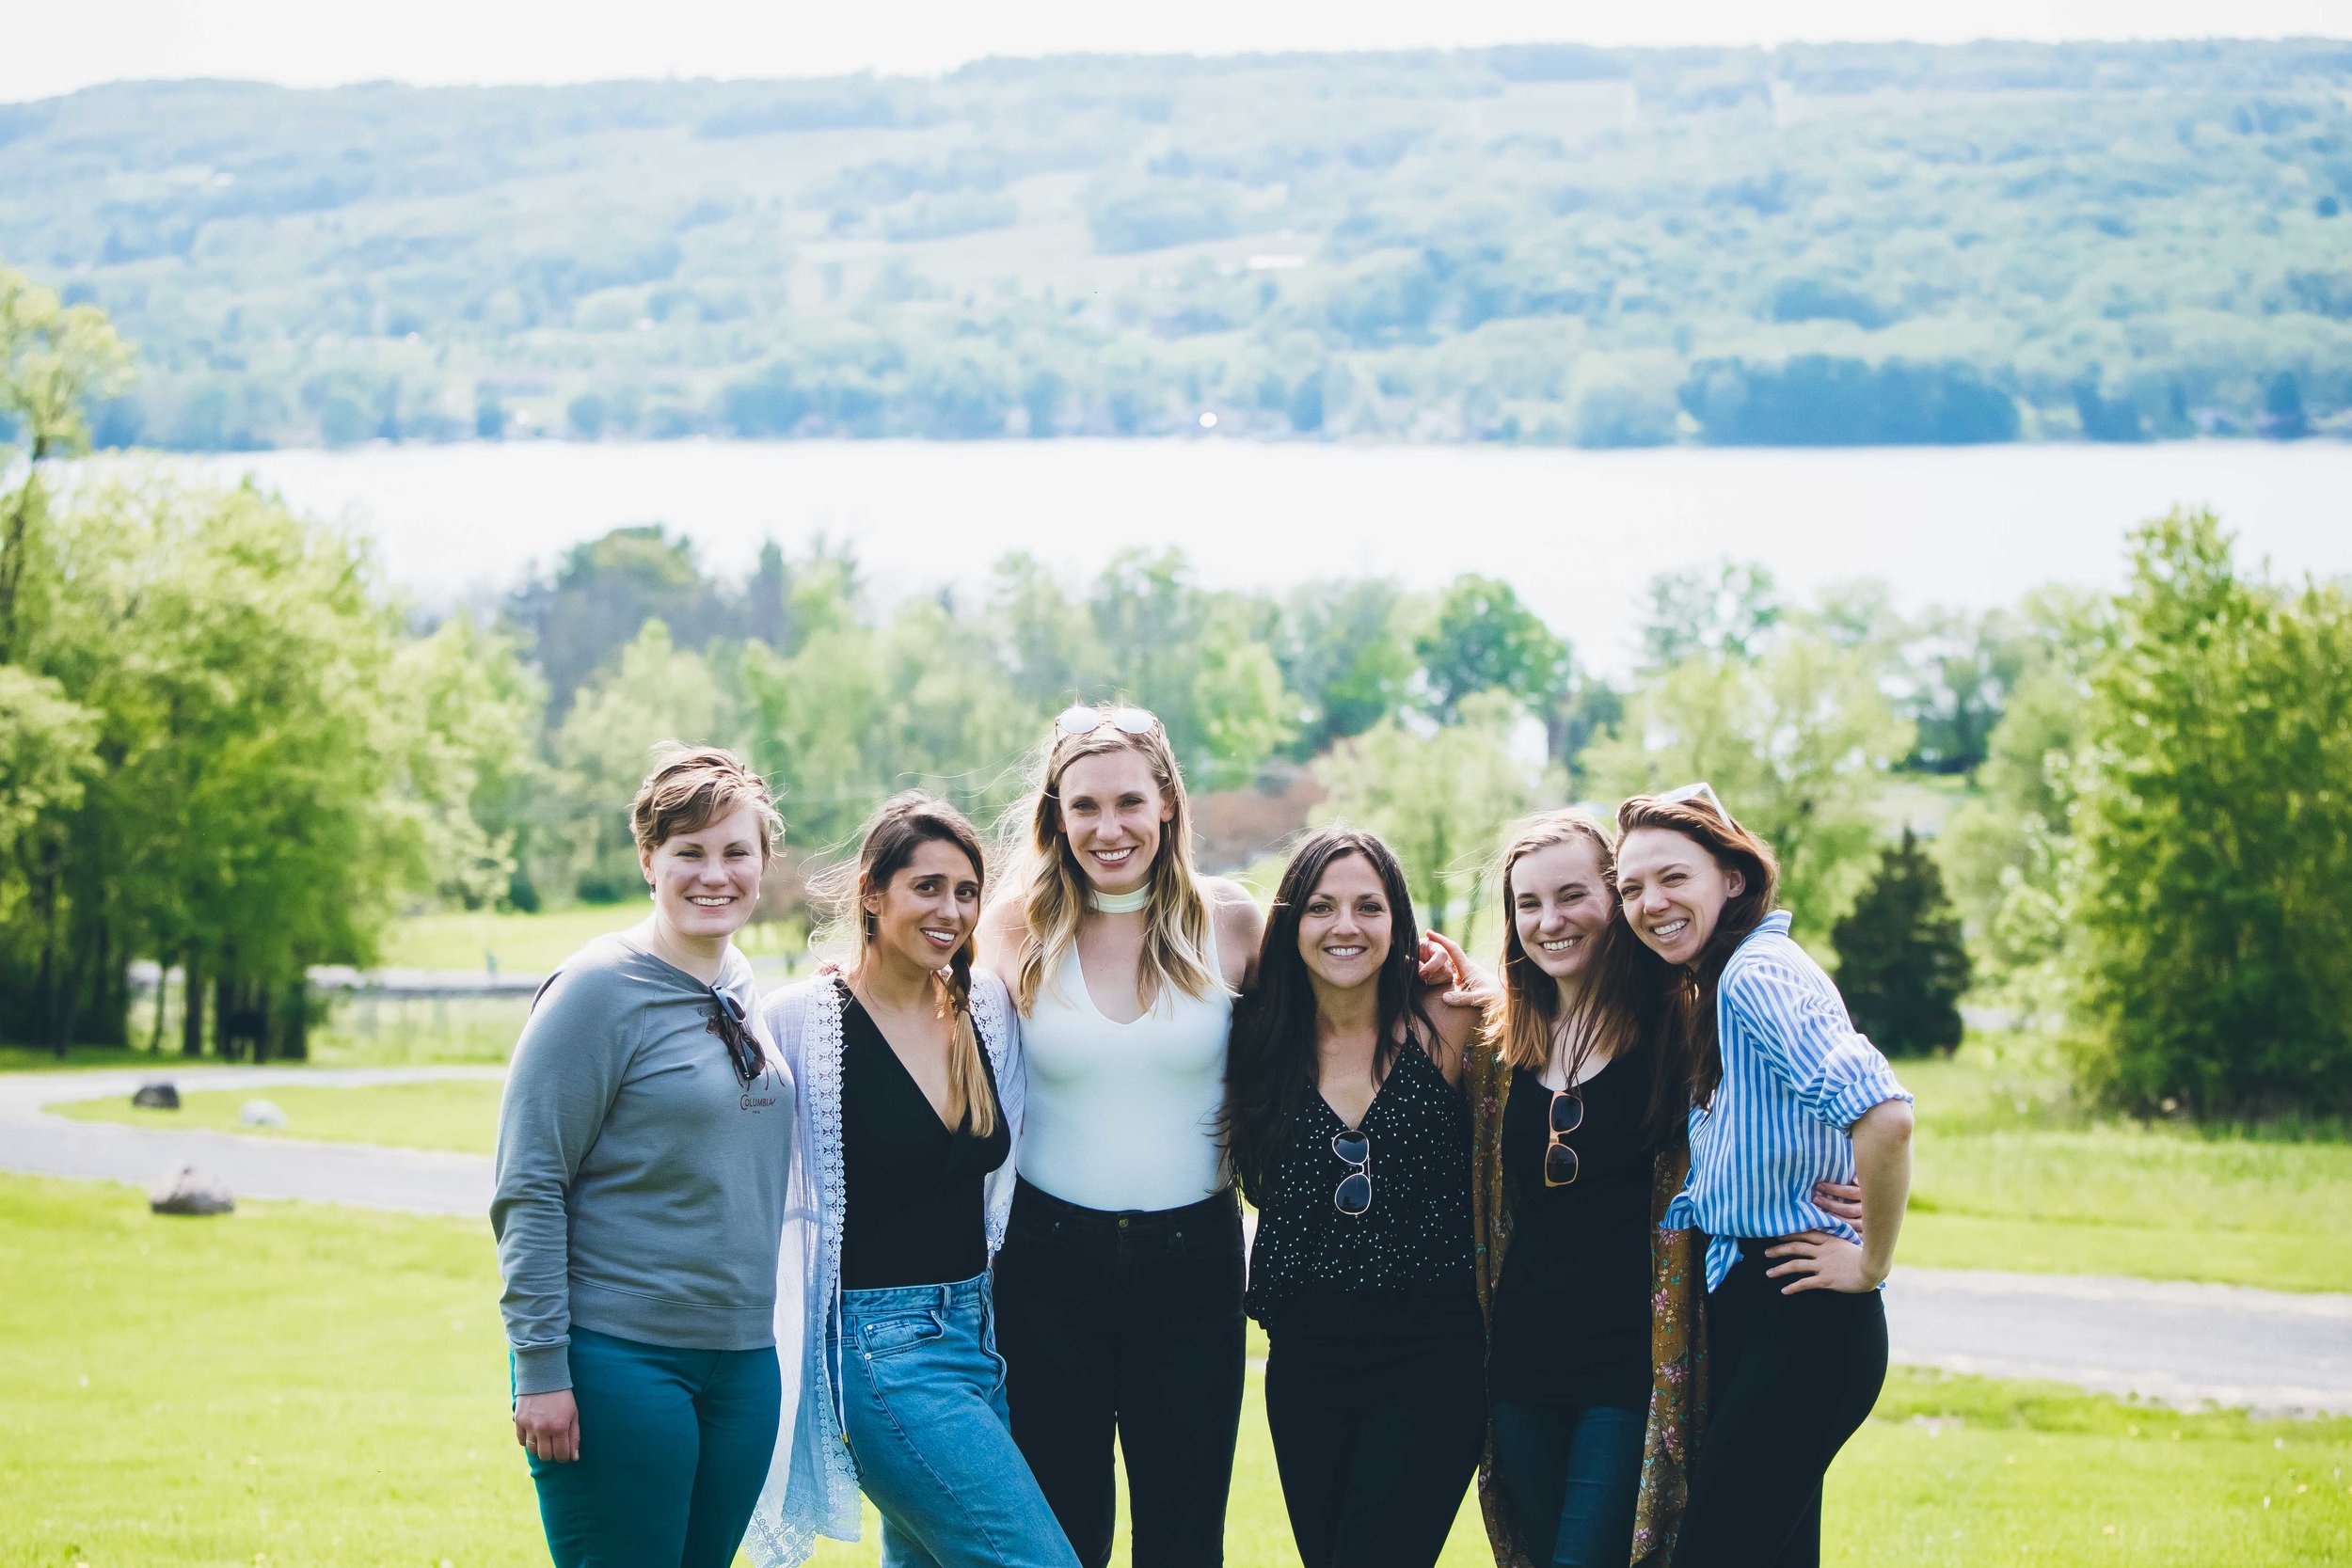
[5, 275, 2348, 1119]
[2, 40, 2346, 452]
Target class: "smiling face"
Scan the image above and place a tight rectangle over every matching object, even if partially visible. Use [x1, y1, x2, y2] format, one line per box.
[1510, 836, 1614, 984]
[1056, 746, 1172, 895]
[1295, 851, 1392, 993]
[1614, 825, 1745, 968]
[641, 803, 766, 942]
[864, 836, 983, 975]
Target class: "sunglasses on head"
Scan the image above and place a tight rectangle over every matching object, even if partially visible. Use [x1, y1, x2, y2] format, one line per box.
[705, 986, 766, 1085]
[1659, 780, 1728, 818]
[1056, 704, 1158, 738]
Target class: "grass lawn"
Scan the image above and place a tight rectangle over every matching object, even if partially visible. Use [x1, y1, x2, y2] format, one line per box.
[53, 1079, 502, 1156]
[1896, 1043, 2352, 1293]
[3, 1175, 2345, 1568]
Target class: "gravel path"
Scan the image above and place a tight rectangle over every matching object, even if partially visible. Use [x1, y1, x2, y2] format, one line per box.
[7, 1067, 2349, 1416]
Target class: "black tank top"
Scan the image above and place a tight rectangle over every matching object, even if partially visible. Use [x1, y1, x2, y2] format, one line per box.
[838, 981, 1010, 1291]
[1244, 1032, 1477, 1333]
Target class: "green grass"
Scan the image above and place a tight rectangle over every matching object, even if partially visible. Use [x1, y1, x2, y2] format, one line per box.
[1899, 1041, 2352, 1293]
[53, 1079, 503, 1156]
[0, 1043, 174, 1072]
[3, 1175, 2345, 1568]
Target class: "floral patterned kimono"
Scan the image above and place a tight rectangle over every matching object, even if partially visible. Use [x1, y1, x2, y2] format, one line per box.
[1464, 1042, 1705, 1568]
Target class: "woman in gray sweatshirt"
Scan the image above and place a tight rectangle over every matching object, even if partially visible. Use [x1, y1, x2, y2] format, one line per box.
[492, 746, 795, 1568]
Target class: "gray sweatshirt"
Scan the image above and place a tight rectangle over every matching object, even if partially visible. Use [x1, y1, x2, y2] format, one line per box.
[491, 934, 792, 1395]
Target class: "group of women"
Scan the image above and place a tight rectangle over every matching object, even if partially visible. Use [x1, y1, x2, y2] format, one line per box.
[490, 705, 1915, 1568]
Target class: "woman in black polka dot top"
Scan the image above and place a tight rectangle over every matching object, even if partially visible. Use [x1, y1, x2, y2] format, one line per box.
[1225, 826, 1486, 1568]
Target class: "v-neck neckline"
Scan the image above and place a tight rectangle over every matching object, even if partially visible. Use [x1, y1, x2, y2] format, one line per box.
[1316, 1032, 1419, 1134]
[840, 978, 968, 1139]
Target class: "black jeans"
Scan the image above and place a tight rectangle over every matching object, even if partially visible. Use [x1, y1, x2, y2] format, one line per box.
[1263, 1308, 1486, 1568]
[1670, 1240, 1889, 1568]
[993, 1179, 1248, 1568]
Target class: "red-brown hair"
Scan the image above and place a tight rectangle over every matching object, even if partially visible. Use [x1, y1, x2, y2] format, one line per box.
[1614, 793, 1780, 1107]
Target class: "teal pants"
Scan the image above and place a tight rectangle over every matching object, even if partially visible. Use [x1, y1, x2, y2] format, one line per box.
[522, 1326, 783, 1568]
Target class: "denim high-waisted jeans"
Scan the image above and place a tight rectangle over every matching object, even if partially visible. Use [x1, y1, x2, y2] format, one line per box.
[833, 1272, 1081, 1568]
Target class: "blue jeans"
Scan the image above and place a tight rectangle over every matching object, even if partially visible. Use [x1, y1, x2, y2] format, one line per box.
[834, 1272, 1081, 1568]
[1491, 1401, 1647, 1568]
[521, 1326, 782, 1568]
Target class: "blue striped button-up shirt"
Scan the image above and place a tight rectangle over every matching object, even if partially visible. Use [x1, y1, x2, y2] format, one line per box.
[1664, 911, 1914, 1291]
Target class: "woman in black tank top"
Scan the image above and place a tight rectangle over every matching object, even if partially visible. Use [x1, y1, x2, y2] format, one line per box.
[1226, 827, 1487, 1568]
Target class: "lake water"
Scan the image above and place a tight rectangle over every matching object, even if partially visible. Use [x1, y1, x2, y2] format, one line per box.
[186, 437, 2352, 672]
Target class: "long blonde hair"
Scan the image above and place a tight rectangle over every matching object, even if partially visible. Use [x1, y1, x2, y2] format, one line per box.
[824, 792, 997, 1137]
[1006, 718, 1221, 1017]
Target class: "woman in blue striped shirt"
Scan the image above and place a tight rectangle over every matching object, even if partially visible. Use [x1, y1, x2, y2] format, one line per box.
[1612, 789, 1915, 1568]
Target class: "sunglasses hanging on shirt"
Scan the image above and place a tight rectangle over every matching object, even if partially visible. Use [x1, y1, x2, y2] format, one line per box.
[1332, 1129, 1373, 1216]
[706, 986, 765, 1085]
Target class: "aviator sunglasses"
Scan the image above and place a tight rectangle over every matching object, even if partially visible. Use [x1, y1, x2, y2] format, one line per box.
[1332, 1129, 1373, 1216]
[1056, 704, 1159, 737]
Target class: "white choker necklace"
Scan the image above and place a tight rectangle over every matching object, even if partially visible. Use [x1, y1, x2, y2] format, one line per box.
[1089, 885, 1151, 914]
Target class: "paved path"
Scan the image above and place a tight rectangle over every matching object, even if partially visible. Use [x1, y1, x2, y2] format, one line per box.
[0, 1065, 501, 1215]
[7, 1069, 2350, 1416]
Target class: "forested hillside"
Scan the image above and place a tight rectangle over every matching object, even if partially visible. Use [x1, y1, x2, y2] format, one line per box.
[4, 39, 2350, 451]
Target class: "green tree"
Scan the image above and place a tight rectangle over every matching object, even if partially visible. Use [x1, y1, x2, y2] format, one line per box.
[1831, 828, 1970, 1057]
[508, 524, 730, 717]
[1587, 632, 1914, 939]
[1190, 598, 1294, 789]
[392, 613, 546, 909]
[2067, 513, 2352, 1117]
[987, 551, 1104, 711]
[1637, 560, 1782, 673]
[548, 621, 741, 900]
[1276, 578, 1417, 757]
[1931, 586, 2106, 1006]
[4, 473, 424, 1055]
[1415, 575, 1567, 723]
[0, 267, 135, 664]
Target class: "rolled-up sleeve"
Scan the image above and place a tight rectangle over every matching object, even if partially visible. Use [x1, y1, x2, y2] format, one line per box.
[1722, 956, 1912, 1132]
[490, 967, 632, 1396]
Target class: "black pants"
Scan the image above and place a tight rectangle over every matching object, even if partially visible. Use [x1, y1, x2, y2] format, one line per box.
[993, 1179, 1248, 1568]
[1263, 1311, 1486, 1568]
[1671, 1240, 1889, 1568]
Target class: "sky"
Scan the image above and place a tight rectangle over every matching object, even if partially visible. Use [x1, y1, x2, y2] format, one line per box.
[6, 0, 2349, 102]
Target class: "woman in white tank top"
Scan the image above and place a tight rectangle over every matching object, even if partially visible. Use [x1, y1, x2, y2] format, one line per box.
[977, 704, 1263, 1568]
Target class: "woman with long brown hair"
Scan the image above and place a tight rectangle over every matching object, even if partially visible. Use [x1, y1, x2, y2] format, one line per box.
[1226, 825, 1487, 1568]
[977, 705, 1265, 1568]
[1613, 788, 1914, 1568]
[1465, 809, 1702, 1568]
[750, 792, 1077, 1568]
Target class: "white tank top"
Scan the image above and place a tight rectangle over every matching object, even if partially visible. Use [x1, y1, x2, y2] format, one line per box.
[1018, 917, 1233, 1212]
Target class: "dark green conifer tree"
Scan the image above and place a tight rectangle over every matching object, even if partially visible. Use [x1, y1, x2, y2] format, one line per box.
[1831, 828, 1970, 1057]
